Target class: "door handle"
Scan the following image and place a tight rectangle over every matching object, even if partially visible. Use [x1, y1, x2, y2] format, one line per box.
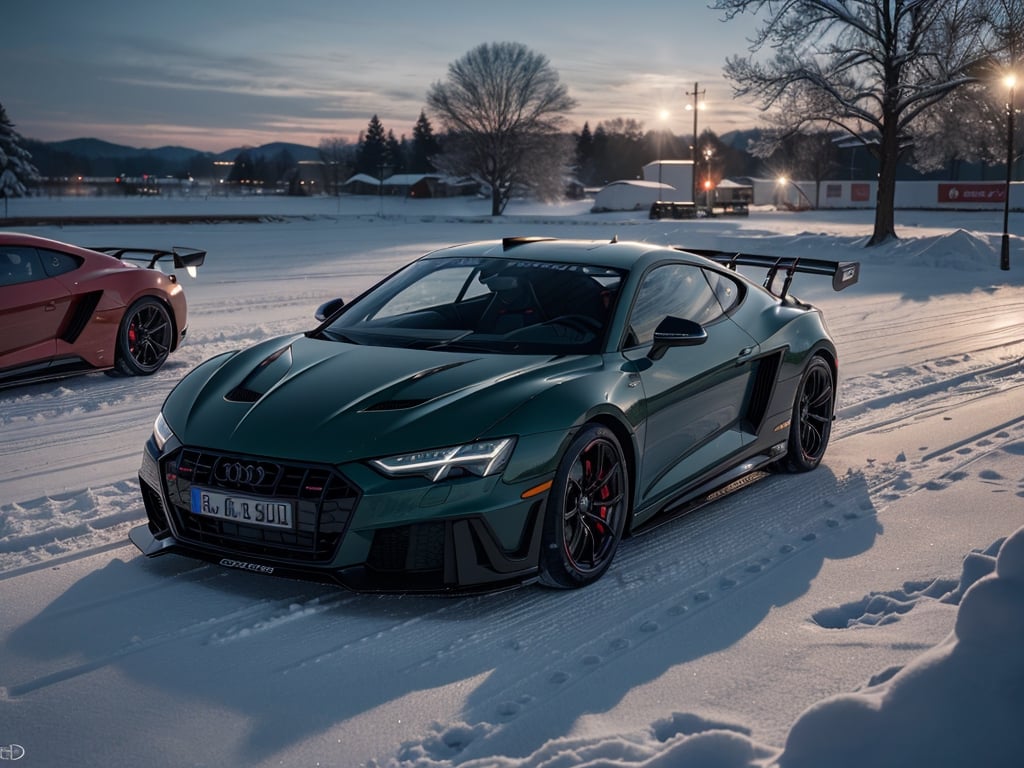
[737, 346, 756, 362]
[45, 301, 58, 312]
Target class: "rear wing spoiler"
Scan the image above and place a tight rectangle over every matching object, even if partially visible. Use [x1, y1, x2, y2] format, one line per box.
[681, 248, 860, 299]
[92, 246, 206, 275]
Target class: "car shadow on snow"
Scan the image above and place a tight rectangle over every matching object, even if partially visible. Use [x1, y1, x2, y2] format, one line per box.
[2, 465, 879, 765]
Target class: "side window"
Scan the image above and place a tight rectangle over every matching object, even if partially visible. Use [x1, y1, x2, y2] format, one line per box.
[702, 268, 742, 314]
[0, 247, 45, 288]
[38, 248, 83, 277]
[627, 263, 723, 347]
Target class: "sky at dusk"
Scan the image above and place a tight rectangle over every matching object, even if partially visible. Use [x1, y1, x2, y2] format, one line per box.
[4, 1, 765, 152]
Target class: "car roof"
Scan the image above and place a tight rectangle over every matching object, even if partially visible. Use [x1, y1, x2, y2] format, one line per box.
[0, 232, 105, 259]
[422, 237, 716, 273]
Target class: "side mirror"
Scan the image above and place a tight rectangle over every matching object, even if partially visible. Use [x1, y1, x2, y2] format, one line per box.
[648, 316, 707, 360]
[315, 298, 345, 322]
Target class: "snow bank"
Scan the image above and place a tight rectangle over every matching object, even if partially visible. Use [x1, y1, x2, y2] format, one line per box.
[387, 526, 1024, 767]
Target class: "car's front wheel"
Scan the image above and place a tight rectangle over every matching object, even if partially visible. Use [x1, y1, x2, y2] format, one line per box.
[112, 297, 173, 376]
[781, 355, 834, 472]
[539, 425, 628, 589]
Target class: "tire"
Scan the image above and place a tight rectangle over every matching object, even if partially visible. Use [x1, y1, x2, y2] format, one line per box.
[539, 425, 628, 589]
[112, 297, 174, 376]
[780, 356, 834, 473]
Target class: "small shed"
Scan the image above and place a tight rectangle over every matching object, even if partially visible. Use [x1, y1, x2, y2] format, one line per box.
[341, 173, 480, 198]
[641, 160, 694, 203]
[591, 180, 673, 212]
[714, 178, 753, 205]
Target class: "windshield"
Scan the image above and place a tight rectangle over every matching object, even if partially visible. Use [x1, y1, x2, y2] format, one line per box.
[320, 256, 624, 355]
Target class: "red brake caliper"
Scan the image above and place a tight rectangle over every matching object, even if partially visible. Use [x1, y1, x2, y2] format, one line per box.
[128, 321, 138, 353]
[589, 456, 608, 535]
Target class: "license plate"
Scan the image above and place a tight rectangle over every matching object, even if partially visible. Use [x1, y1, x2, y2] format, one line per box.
[190, 487, 293, 530]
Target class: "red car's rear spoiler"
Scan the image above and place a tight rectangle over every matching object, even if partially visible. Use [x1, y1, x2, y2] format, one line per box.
[679, 248, 860, 299]
[92, 246, 206, 272]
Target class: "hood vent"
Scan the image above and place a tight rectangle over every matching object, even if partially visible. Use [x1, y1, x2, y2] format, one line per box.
[225, 386, 262, 403]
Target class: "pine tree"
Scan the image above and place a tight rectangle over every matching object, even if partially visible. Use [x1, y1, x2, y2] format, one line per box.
[409, 111, 440, 173]
[0, 102, 40, 214]
[385, 130, 405, 174]
[227, 148, 256, 185]
[356, 115, 388, 176]
[575, 122, 595, 185]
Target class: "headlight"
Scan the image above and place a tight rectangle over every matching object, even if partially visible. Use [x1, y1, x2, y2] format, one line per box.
[152, 412, 176, 451]
[370, 438, 515, 482]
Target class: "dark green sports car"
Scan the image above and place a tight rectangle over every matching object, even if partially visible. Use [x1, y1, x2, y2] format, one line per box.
[131, 237, 858, 592]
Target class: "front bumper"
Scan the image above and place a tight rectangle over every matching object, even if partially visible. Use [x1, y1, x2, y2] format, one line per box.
[133, 435, 549, 593]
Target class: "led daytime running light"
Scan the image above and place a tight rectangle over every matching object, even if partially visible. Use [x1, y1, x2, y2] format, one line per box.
[153, 412, 175, 451]
[372, 438, 515, 482]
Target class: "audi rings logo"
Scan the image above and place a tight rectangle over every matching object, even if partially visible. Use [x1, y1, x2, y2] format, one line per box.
[215, 460, 268, 486]
[0, 745, 25, 761]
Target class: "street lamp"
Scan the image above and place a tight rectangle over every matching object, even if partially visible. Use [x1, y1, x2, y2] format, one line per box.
[1001, 74, 1016, 271]
[658, 109, 670, 190]
[685, 83, 706, 203]
[703, 146, 714, 209]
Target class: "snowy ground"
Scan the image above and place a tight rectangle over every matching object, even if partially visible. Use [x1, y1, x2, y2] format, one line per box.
[1, 194, 1022, 767]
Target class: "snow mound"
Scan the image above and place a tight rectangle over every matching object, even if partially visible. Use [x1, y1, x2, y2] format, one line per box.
[893, 228, 1000, 271]
[779, 525, 1024, 768]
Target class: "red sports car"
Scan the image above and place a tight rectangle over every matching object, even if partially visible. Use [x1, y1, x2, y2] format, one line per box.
[0, 232, 204, 388]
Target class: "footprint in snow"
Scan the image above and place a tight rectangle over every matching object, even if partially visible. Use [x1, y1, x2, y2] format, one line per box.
[496, 701, 520, 718]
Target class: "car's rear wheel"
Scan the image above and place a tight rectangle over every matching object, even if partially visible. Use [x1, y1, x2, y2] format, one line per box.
[112, 297, 173, 376]
[539, 425, 628, 589]
[781, 355, 834, 472]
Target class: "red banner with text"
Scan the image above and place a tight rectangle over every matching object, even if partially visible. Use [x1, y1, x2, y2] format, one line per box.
[938, 183, 1007, 204]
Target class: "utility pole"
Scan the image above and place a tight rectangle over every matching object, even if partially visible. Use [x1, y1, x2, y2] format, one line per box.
[688, 82, 706, 204]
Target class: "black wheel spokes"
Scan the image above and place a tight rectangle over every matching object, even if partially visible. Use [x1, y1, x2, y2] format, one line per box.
[129, 307, 171, 368]
[800, 368, 833, 460]
[563, 439, 624, 572]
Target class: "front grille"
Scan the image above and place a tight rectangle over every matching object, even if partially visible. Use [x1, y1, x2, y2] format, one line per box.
[161, 448, 360, 563]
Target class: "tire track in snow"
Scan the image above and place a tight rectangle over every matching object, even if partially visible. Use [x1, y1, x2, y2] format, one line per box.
[2, 592, 317, 698]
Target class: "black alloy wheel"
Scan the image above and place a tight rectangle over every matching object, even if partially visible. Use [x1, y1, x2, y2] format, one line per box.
[113, 297, 173, 376]
[539, 424, 628, 588]
[782, 356, 834, 472]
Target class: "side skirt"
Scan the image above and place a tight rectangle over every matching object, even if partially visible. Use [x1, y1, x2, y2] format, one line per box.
[630, 446, 784, 536]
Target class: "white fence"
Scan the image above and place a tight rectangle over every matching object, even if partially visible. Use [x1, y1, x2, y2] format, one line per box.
[756, 178, 1024, 210]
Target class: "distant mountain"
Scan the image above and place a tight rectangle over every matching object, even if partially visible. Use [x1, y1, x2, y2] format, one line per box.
[47, 138, 321, 164]
[47, 138, 212, 163]
[215, 142, 322, 163]
[25, 138, 322, 179]
[719, 128, 764, 151]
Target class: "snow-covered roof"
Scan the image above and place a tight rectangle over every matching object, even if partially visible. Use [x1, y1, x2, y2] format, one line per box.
[343, 173, 449, 187]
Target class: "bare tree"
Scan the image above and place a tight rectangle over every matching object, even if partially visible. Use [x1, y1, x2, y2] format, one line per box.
[909, 0, 1024, 175]
[909, 84, 1004, 175]
[426, 42, 577, 215]
[713, 0, 994, 245]
[318, 137, 352, 196]
[752, 126, 840, 207]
